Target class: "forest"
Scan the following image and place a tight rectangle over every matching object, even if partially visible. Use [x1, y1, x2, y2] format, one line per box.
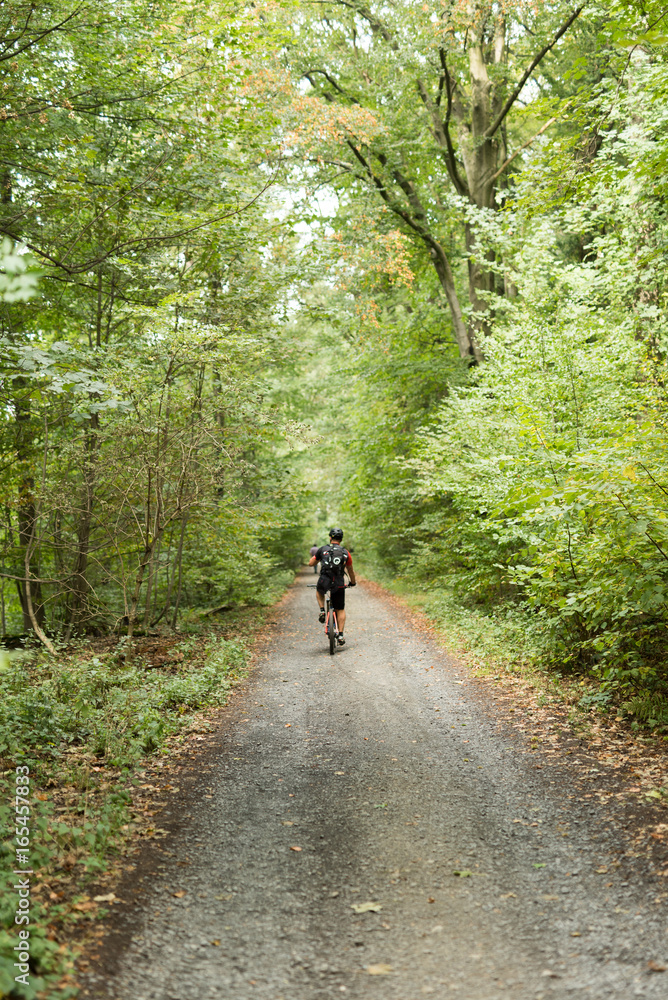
[1, 0, 668, 713]
[1, 0, 668, 714]
[2, 0, 668, 993]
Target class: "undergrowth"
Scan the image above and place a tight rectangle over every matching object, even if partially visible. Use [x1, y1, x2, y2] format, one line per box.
[0, 605, 267, 999]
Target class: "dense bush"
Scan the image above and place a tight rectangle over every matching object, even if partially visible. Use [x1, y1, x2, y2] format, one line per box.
[0, 628, 252, 997]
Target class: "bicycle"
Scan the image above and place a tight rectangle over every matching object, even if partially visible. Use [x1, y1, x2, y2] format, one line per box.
[308, 584, 351, 655]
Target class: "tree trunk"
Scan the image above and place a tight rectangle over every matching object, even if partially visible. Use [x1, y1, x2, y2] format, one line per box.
[65, 413, 98, 635]
[143, 536, 161, 627]
[14, 384, 44, 630]
[454, 42, 504, 347]
[127, 534, 162, 639]
[430, 242, 482, 362]
[151, 532, 176, 626]
[171, 516, 188, 628]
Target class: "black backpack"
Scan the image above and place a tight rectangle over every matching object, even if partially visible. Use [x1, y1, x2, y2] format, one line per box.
[320, 544, 348, 583]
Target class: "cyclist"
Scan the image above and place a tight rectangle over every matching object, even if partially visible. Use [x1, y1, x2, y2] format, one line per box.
[309, 527, 356, 645]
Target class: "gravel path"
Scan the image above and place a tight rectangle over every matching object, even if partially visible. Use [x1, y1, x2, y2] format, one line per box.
[87, 570, 668, 999]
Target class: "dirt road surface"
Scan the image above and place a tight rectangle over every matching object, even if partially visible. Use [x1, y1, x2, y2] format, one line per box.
[85, 571, 668, 999]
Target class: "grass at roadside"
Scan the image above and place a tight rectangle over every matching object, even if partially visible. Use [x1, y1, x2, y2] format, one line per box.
[0, 602, 275, 1000]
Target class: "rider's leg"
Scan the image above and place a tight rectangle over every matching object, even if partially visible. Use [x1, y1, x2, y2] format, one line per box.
[337, 609, 346, 632]
[316, 588, 326, 623]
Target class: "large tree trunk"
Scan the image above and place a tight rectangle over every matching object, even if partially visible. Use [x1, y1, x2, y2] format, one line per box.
[454, 40, 505, 347]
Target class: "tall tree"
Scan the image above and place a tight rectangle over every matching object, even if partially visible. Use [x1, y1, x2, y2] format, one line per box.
[283, 0, 586, 360]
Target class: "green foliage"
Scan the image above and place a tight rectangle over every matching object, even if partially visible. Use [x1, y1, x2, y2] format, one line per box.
[322, 11, 668, 726]
[0, 637, 245, 766]
[0, 0, 310, 640]
[0, 241, 41, 304]
[0, 628, 252, 996]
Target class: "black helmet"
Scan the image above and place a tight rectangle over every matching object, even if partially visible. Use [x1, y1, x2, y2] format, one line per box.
[329, 527, 344, 541]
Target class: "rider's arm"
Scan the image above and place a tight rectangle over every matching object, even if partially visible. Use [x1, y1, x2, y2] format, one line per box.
[309, 555, 317, 566]
[346, 555, 356, 585]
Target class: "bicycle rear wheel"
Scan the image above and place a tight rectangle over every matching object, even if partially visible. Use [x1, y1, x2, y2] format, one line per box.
[328, 607, 337, 655]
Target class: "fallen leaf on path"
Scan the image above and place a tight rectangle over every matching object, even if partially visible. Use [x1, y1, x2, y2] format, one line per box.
[595, 866, 608, 874]
[648, 961, 667, 972]
[452, 870, 472, 878]
[290, 846, 302, 852]
[173, 890, 187, 898]
[72, 900, 96, 912]
[211, 940, 221, 946]
[427, 896, 435, 903]
[367, 964, 393, 975]
[533, 863, 546, 869]
[500, 893, 517, 899]
[93, 893, 116, 903]
[570, 931, 581, 937]
[351, 901, 382, 913]
[335, 771, 345, 775]
[285, 724, 292, 728]
[541, 895, 560, 901]
[282, 820, 293, 826]
[542, 970, 561, 979]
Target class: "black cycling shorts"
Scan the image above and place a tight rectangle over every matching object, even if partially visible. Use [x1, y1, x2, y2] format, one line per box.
[317, 576, 345, 610]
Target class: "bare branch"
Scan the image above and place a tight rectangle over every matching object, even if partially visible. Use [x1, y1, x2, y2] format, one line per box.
[417, 72, 468, 197]
[303, 69, 360, 103]
[0, 4, 86, 64]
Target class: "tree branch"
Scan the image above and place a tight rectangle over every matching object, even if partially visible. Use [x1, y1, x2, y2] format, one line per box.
[334, 0, 398, 48]
[417, 71, 468, 197]
[1, 165, 281, 276]
[483, 5, 585, 139]
[489, 110, 563, 183]
[303, 69, 360, 103]
[344, 139, 475, 359]
[0, 4, 86, 64]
